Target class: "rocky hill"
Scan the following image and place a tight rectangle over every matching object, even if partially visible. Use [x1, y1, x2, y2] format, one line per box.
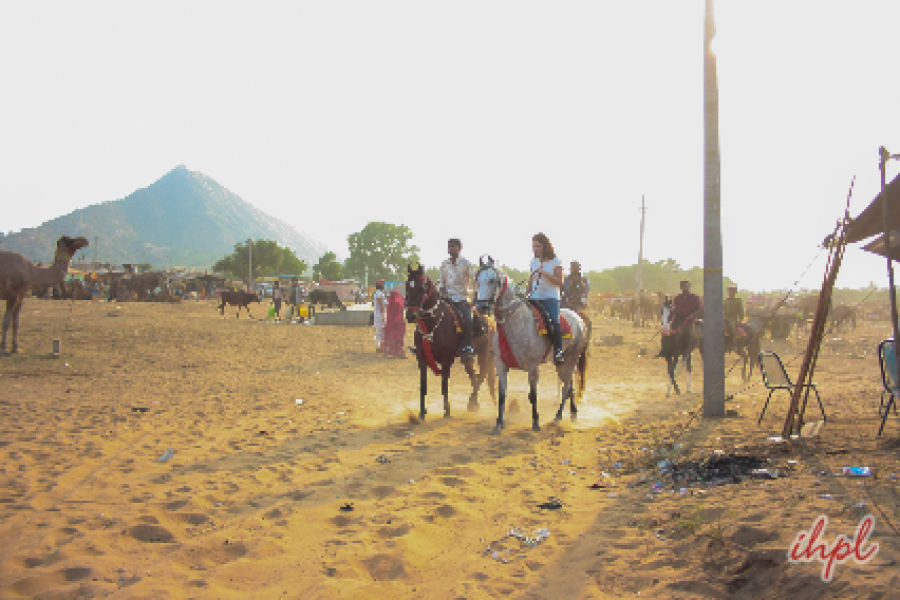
[0, 166, 328, 271]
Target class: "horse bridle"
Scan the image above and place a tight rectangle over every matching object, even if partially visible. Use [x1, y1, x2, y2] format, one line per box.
[477, 266, 522, 323]
[405, 274, 440, 317]
[406, 273, 446, 341]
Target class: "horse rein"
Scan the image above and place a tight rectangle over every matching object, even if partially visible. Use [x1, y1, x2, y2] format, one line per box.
[482, 271, 522, 324]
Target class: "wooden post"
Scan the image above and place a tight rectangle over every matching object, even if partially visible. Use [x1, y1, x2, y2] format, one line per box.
[881, 147, 900, 406]
[52, 339, 61, 357]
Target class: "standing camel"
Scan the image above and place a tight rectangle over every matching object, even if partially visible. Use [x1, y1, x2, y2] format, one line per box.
[0, 236, 90, 355]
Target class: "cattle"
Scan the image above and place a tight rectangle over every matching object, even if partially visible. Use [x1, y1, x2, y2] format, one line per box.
[829, 303, 857, 334]
[218, 291, 260, 318]
[307, 289, 346, 310]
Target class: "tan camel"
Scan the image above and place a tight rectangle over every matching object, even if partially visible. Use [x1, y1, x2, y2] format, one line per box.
[0, 236, 90, 354]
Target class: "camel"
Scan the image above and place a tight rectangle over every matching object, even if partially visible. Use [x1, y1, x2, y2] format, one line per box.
[0, 236, 90, 354]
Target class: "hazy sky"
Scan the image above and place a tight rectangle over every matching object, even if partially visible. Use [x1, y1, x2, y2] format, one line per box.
[2, 1, 899, 291]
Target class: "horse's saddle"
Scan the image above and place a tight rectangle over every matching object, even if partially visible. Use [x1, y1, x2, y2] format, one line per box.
[445, 302, 488, 338]
[527, 301, 573, 339]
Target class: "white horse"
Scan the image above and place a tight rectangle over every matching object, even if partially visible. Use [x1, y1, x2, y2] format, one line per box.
[474, 259, 590, 433]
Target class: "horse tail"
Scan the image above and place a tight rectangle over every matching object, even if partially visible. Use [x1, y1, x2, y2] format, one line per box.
[576, 317, 591, 400]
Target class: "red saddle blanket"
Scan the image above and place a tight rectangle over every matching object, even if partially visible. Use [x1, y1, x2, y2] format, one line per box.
[498, 309, 574, 369]
[530, 304, 573, 338]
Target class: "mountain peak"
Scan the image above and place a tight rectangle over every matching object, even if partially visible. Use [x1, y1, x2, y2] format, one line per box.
[0, 168, 328, 271]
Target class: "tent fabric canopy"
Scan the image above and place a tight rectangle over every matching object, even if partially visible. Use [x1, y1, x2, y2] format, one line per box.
[842, 172, 900, 245]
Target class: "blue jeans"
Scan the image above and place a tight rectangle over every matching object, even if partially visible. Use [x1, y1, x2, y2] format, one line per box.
[534, 298, 562, 353]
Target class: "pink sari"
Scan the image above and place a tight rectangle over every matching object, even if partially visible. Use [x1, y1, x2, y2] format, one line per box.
[383, 290, 407, 357]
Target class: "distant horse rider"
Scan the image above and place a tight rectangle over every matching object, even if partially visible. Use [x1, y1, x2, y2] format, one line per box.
[673, 280, 702, 333]
[439, 238, 476, 359]
[562, 261, 590, 312]
[724, 285, 744, 351]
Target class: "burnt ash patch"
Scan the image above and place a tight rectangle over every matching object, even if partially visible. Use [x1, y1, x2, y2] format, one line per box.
[668, 454, 773, 487]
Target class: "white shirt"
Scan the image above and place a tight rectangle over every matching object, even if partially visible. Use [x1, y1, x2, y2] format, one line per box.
[661, 303, 673, 332]
[529, 257, 562, 300]
[439, 256, 474, 303]
[373, 289, 386, 322]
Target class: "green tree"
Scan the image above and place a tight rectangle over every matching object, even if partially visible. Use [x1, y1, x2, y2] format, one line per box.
[212, 240, 307, 279]
[313, 252, 343, 281]
[344, 222, 420, 283]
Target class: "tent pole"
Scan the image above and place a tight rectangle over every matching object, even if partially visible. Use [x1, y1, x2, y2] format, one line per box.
[881, 147, 900, 396]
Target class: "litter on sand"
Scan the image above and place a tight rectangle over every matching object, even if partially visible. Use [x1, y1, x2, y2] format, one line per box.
[157, 448, 175, 463]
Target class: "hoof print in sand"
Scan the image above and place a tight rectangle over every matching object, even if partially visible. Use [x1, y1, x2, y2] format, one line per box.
[371, 486, 395, 500]
[363, 554, 407, 581]
[176, 513, 210, 526]
[434, 505, 456, 518]
[129, 524, 175, 543]
[376, 524, 411, 539]
[331, 514, 355, 527]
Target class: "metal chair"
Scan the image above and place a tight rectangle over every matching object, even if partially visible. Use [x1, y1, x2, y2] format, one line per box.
[877, 339, 899, 435]
[757, 351, 827, 425]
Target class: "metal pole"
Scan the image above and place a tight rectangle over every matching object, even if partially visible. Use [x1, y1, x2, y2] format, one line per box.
[880, 147, 900, 391]
[635, 195, 645, 327]
[248, 238, 253, 292]
[703, 0, 725, 416]
[669, 260, 675, 298]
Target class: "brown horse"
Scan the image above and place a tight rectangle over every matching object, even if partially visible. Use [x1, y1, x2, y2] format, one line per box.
[405, 264, 495, 420]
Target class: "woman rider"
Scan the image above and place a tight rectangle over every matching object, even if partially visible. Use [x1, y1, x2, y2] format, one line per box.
[527, 232, 565, 364]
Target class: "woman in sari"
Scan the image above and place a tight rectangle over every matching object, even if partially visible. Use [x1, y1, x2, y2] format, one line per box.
[383, 289, 408, 358]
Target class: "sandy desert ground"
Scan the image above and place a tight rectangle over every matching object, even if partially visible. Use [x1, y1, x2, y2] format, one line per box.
[0, 297, 898, 599]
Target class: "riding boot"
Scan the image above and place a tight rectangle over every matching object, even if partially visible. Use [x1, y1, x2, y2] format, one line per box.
[552, 327, 565, 364]
[458, 302, 475, 359]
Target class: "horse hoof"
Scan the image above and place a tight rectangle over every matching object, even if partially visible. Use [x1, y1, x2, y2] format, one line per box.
[570, 413, 577, 422]
[491, 425, 503, 435]
[532, 422, 541, 432]
[419, 412, 427, 421]
[554, 414, 563, 423]
[467, 403, 479, 413]
[444, 412, 451, 419]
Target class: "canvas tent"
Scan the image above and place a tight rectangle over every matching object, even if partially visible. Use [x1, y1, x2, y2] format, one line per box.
[840, 172, 900, 258]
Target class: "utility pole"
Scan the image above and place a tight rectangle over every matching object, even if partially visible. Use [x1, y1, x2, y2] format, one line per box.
[635, 195, 646, 327]
[93, 236, 98, 273]
[668, 259, 676, 299]
[703, 0, 725, 416]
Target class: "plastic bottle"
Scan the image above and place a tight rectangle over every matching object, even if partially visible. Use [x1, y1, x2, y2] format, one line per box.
[842, 467, 873, 477]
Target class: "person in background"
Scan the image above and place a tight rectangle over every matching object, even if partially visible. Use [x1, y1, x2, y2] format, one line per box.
[562, 261, 590, 311]
[673, 280, 702, 331]
[528, 232, 566, 364]
[383, 289, 408, 358]
[373, 279, 387, 352]
[272, 281, 283, 319]
[724, 285, 744, 350]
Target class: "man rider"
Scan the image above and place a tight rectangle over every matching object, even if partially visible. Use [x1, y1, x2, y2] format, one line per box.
[673, 280, 702, 331]
[439, 238, 476, 359]
[724, 285, 744, 351]
[562, 261, 590, 311]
